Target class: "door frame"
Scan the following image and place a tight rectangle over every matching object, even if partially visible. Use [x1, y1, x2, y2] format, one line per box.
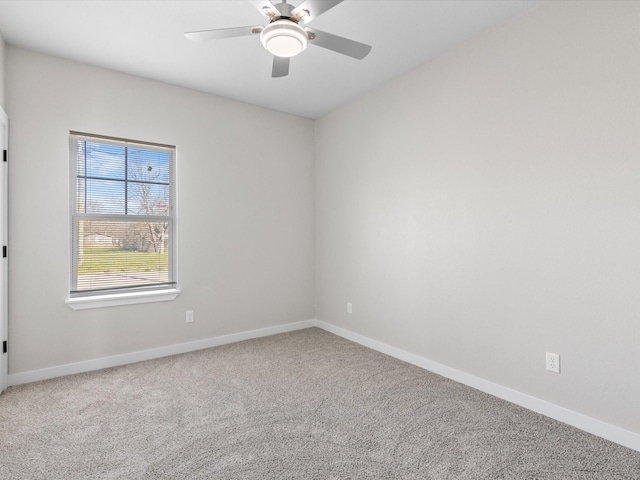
[0, 106, 8, 393]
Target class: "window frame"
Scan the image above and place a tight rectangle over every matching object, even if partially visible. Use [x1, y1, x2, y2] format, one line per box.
[66, 132, 179, 310]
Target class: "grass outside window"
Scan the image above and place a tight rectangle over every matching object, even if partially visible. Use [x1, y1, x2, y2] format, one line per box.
[78, 247, 169, 275]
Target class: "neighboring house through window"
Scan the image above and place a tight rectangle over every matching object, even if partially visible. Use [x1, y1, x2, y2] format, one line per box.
[68, 132, 178, 308]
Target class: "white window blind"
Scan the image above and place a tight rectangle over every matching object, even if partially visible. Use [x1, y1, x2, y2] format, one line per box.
[70, 133, 176, 297]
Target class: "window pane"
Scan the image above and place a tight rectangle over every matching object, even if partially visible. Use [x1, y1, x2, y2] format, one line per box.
[127, 148, 170, 184]
[127, 182, 170, 216]
[81, 179, 125, 214]
[75, 219, 171, 292]
[83, 142, 126, 180]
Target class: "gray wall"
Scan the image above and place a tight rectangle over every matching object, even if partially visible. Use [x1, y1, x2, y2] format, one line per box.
[315, 0, 640, 434]
[6, 47, 315, 374]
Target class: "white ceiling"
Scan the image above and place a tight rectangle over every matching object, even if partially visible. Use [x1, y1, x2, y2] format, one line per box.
[0, 0, 539, 119]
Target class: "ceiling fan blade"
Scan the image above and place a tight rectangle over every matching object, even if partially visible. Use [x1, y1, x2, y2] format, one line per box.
[292, 0, 344, 25]
[249, 0, 279, 19]
[272, 56, 290, 78]
[306, 27, 371, 60]
[185, 25, 262, 42]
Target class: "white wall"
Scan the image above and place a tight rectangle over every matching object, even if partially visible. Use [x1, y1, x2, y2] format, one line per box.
[316, 0, 640, 435]
[6, 47, 315, 374]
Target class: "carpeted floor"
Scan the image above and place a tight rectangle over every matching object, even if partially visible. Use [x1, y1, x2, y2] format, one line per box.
[0, 327, 638, 479]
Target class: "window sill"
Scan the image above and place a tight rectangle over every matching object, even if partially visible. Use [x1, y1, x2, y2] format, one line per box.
[66, 288, 181, 310]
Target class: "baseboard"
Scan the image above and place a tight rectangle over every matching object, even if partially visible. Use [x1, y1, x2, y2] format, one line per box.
[7, 319, 316, 387]
[315, 320, 640, 453]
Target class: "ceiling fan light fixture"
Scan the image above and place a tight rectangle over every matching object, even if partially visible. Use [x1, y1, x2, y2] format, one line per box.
[260, 20, 308, 58]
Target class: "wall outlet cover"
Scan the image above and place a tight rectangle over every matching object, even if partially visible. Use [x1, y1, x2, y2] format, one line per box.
[546, 352, 560, 373]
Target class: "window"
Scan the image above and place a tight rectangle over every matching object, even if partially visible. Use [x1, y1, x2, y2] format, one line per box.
[68, 133, 178, 308]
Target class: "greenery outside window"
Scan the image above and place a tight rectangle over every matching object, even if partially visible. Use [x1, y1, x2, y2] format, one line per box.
[69, 132, 177, 305]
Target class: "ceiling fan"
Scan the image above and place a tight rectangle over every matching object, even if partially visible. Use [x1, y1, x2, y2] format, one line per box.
[185, 0, 372, 78]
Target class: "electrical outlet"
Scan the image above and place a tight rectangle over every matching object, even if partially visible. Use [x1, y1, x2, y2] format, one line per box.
[347, 302, 353, 314]
[546, 352, 560, 373]
[186, 310, 194, 323]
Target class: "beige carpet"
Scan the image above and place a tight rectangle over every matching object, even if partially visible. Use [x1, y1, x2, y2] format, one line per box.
[0, 327, 638, 479]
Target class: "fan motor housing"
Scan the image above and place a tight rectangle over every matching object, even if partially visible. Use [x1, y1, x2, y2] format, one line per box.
[273, 1, 295, 19]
